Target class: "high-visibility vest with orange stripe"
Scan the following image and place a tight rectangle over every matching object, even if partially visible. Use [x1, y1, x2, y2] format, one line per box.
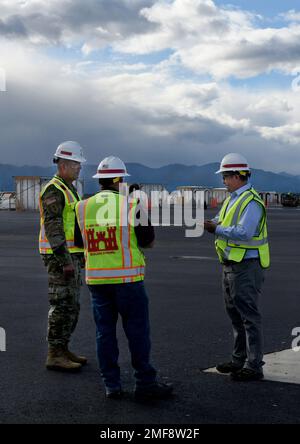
[39, 176, 84, 254]
[75, 190, 145, 285]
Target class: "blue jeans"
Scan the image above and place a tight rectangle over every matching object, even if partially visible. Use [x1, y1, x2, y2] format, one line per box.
[88, 281, 157, 390]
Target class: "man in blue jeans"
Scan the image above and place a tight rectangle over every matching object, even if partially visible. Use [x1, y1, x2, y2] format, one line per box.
[75, 156, 173, 399]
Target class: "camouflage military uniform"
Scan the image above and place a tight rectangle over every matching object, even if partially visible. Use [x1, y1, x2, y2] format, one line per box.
[41, 178, 84, 348]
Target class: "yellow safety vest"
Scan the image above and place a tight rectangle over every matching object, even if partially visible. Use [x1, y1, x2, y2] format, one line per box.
[215, 188, 270, 268]
[39, 176, 84, 254]
[75, 190, 145, 285]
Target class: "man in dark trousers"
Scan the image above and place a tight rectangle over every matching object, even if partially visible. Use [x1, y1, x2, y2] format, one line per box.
[204, 153, 270, 381]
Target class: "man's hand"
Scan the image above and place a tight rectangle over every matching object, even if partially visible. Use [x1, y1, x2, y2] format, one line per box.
[63, 264, 75, 280]
[204, 220, 218, 234]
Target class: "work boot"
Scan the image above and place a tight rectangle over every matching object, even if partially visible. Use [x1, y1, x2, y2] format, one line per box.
[46, 346, 82, 372]
[216, 361, 244, 374]
[64, 347, 88, 365]
[134, 382, 173, 401]
[105, 387, 123, 400]
[230, 368, 264, 382]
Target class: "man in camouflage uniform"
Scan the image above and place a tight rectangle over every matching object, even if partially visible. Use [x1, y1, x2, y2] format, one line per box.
[39, 141, 87, 372]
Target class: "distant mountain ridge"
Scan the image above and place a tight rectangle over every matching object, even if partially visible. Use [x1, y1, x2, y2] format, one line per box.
[1, 162, 300, 194]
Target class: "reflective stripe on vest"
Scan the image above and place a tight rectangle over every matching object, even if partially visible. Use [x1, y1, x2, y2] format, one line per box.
[76, 191, 145, 285]
[86, 266, 145, 280]
[39, 176, 83, 254]
[215, 188, 270, 268]
[216, 236, 268, 247]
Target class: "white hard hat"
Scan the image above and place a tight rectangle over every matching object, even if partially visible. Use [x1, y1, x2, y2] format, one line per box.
[54, 141, 86, 163]
[93, 156, 130, 179]
[215, 153, 250, 174]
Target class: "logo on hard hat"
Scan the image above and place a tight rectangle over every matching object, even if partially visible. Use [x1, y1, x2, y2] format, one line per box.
[102, 164, 109, 169]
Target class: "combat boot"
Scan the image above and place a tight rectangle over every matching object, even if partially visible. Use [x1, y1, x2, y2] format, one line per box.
[64, 347, 88, 365]
[46, 346, 82, 372]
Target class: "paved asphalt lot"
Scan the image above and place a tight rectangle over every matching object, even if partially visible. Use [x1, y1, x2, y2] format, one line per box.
[0, 208, 299, 424]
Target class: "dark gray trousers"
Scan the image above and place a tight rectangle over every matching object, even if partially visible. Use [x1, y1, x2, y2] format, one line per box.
[222, 259, 265, 372]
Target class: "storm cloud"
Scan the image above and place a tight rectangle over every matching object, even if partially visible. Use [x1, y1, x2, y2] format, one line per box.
[1, 0, 300, 174]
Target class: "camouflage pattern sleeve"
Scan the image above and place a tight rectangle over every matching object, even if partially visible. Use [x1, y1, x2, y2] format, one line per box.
[41, 185, 72, 266]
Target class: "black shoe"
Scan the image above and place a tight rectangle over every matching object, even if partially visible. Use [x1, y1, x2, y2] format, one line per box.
[105, 388, 123, 399]
[134, 382, 173, 401]
[230, 368, 264, 381]
[216, 361, 244, 374]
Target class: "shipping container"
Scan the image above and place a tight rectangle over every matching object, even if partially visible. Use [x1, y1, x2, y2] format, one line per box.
[14, 176, 84, 211]
[0, 192, 16, 210]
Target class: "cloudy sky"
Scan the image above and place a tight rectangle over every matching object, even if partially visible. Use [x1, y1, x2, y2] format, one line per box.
[1, 0, 300, 173]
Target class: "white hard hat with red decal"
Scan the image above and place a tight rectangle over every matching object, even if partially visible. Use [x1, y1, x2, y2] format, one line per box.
[93, 156, 130, 179]
[54, 141, 86, 163]
[215, 153, 250, 174]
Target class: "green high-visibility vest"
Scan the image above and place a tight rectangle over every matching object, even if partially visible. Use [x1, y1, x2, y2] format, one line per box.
[39, 176, 84, 254]
[215, 188, 270, 268]
[75, 190, 146, 285]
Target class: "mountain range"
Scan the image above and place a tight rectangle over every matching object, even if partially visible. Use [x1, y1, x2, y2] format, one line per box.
[1, 162, 300, 194]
